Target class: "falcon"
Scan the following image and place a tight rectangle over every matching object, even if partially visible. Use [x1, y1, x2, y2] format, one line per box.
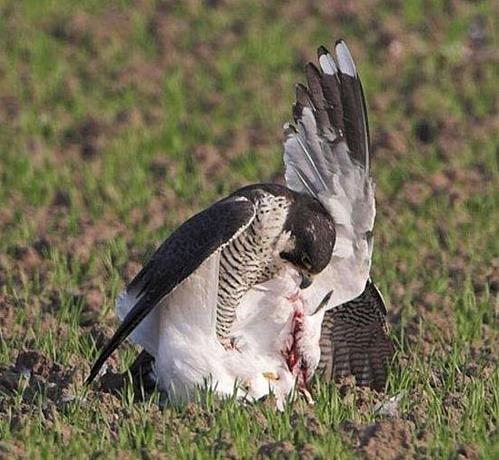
[86, 39, 393, 404]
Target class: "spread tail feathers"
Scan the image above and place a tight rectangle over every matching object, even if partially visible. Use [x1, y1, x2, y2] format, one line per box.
[316, 280, 394, 390]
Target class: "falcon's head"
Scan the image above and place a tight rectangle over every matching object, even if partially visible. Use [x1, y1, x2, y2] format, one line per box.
[280, 194, 335, 289]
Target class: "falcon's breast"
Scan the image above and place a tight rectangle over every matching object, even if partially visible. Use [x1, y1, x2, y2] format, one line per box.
[216, 190, 292, 343]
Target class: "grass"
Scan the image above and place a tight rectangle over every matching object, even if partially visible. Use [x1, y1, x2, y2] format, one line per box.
[0, 0, 497, 458]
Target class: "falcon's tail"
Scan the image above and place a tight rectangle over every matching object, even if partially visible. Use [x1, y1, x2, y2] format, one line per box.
[316, 280, 394, 390]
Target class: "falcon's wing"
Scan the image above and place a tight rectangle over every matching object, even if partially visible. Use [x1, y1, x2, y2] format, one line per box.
[283, 40, 375, 309]
[86, 196, 256, 384]
[316, 280, 394, 390]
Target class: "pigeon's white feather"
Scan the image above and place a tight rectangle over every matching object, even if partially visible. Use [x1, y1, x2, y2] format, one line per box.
[117, 291, 160, 355]
[284, 107, 375, 310]
[117, 256, 313, 407]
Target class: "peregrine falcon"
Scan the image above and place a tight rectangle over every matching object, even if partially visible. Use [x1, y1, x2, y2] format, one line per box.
[86, 39, 393, 402]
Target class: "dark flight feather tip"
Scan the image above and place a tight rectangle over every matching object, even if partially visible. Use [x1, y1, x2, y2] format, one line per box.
[295, 83, 314, 110]
[334, 41, 370, 168]
[292, 40, 371, 169]
[305, 63, 333, 134]
[334, 38, 347, 50]
[317, 45, 330, 58]
[305, 62, 325, 108]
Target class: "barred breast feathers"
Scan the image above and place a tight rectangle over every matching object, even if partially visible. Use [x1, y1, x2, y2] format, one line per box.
[216, 193, 292, 343]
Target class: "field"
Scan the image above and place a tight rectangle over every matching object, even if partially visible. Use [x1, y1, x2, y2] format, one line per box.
[0, 0, 497, 458]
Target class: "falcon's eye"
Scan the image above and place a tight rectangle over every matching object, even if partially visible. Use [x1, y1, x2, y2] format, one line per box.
[301, 254, 312, 270]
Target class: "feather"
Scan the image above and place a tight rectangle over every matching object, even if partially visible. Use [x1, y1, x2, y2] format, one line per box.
[335, 40, 357, 77]
[317, 46, 344, 139]
[317, 46, 337, 75]
[335, 40, 370, 169]
[295, 83, 315, 110]
[283, 40, 376, 310]
[305, 63, 332, 135]
[317, 280, 394, 390]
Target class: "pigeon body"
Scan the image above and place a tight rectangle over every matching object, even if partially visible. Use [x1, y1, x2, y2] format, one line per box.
[117, 258, 318, 406]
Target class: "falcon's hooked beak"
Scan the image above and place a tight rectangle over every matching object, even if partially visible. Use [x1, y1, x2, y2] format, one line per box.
[299, 271, 314, 289]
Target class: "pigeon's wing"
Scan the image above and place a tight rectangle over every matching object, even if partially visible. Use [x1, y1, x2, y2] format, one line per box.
[316, 280, 394, 390]
[86, 196, 256, 384]
[283, 40, 375, 309]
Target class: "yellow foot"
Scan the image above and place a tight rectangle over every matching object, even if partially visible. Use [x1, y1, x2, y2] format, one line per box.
[262, 371, 280, 381]
[299, 387, 315, 405]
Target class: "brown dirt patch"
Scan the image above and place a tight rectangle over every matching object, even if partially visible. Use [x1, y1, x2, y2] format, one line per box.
[457, 443, 479, 460]
[63, 116, 108, 159]
[336, 376, 384, 413]
[343, 418, 416, 460]
[0, 291, 20, 341]
[0, 349, 86, 413]
[297, 443, 320, 460]
[211, 432, 238, 460]
[258, 440, 295, 459]
[0, 440, 26, 460]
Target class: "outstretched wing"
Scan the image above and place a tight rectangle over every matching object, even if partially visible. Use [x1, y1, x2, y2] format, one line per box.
[283, 39, 375, 310]
[316, 280, 394, 390]
[86, 196, 256, 384]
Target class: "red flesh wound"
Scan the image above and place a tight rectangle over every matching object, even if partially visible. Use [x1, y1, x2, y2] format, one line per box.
[283, 309, 309, 387]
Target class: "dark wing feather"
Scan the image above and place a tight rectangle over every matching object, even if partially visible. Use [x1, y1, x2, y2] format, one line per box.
[86, 196, 255, 384]
[128, 349, 156, 393]
[316, 45, 344, 134]
[293, 83, 314, 122]
[335, 41, 370, 168]
[316, 280, 394, 390]
[292, 39, 370, 169]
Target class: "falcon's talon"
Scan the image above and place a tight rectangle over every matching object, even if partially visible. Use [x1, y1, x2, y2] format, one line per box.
[299, 386, 315, 405]
[220, 337, 242, 352]
[262, 371, 280, 381]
